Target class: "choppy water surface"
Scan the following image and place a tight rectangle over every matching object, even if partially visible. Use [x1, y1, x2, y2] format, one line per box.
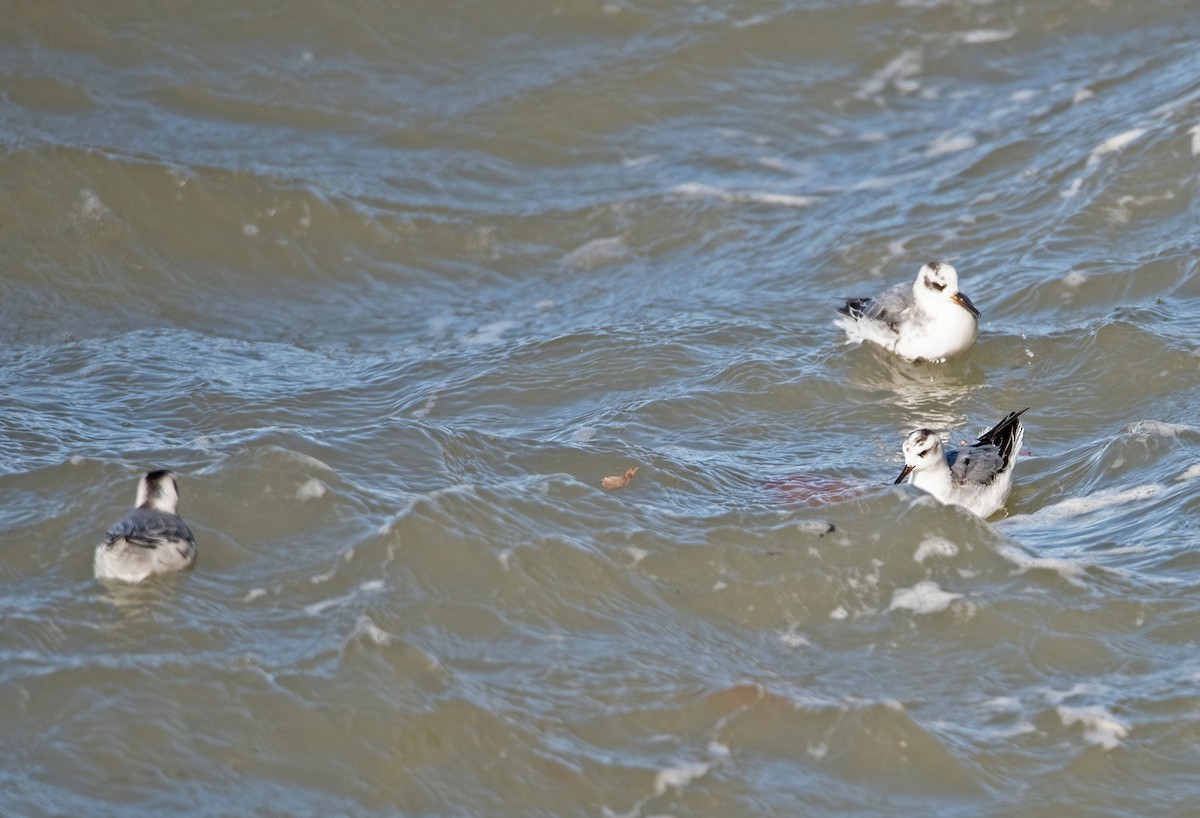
[2, 1, 1199, 815]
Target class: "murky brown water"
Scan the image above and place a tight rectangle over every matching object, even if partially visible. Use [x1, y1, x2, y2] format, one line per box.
[2, 1, 1199, 815]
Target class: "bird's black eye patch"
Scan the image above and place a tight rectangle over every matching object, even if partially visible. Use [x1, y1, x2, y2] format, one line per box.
[925, 278, 946, 292]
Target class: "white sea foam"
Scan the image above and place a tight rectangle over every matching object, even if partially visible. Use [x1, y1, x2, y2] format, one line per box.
[914, 536, 958, 563]
[625, 546, 649, 565]
[794, 520, 835, 537]
[927, 132, 976, 156]
[671, 183, 817, 208]
[1108, 191, 1176, 224]
[732, 13, 772, 28]
[888, 581, 963, 614]
[953, 29, 1016, 44]
[304, 580, 385, 616]
[778, 628, 809, 649]
[1190, 124, 1200, 156]
[1175, 463, 1200, 482]
[756, 155, 792, 172]
[1031, 484, 1163, 520]
[992, 722, 1037, 739]
[349, 615, 391, 646]
[77, 188, 113, 223]
[1057, 705, 1129, 750]
[1125, 419, 1195, 439]
[563, 236, 631, 270]
[672, 182, 729, 199]
[296, 478, 326, 500]
[747, 192, 820, 207]
[1087, 127, 1147, 166]
[852, 172, 921, 191]
[621, 154, 657, 169]
[463, 320, 515, 345]
[994, 544, 1087, 586]
[1044, 682, 1110, 704]
[859, 48, 922, 98]
[654, 761, 709, 796]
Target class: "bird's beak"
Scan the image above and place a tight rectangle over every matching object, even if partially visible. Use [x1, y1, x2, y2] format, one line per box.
[953, 292, 981, 317]
[894, 464, 914, 484]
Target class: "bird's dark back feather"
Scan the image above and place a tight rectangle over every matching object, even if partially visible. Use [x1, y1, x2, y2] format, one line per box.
[106, 508, 195, 549]
[971, 408, 1028, 471]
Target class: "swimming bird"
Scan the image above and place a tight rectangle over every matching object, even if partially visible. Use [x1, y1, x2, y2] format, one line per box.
[894, 409, 1028, 518]
[835, 261, 980, 361]
[94, 470, 197, 583]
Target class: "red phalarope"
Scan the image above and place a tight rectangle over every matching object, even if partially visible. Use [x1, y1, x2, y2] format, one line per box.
[94, 470, 197, 583]
[894, 409, 1028, 518]
[836, 261, 980, 362]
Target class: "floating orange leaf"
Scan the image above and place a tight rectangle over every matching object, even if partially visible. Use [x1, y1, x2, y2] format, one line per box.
[601, 467, 638, 489]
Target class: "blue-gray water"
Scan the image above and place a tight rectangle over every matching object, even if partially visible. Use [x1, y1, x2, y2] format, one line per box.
[2, 1, 1199, 815]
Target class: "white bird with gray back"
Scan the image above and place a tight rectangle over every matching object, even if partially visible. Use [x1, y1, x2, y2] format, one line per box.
[835, 261, 980, 361]
[894, 409, 1028, 518]
[94, 470, 197, 583]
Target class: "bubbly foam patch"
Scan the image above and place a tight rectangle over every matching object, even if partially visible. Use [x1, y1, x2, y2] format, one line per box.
[927, 132, 976, 156]
[671, 183, 817, 208]
[625, 546, 649, 565]
[888, 581, 963, 614]
[1057, 705, 1129, 750]
[1175, 463, 1200, 482]
[1087, 128, 1147, 166]
[953, 29, 1015, 44]
[1125, 419, 1195, 439]
[858, 48, 922, 97]
[463, 320, 515, 346]
[654, 761, 709, 796]
[296, 478, 326, 500]
[563, 236, 631, 270]
[349, 615, 391, 646]
[778, 628, 809, 649]
[914, 536, 958, 563]
[994, 544, 1087, 586]
[1034, 484, 1163, 519]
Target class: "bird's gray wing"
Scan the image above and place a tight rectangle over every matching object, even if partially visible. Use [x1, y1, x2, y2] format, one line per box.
[839, 281, 911, 330]
[106, 508, 195, 548]
[947, 444, 1007, 485]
